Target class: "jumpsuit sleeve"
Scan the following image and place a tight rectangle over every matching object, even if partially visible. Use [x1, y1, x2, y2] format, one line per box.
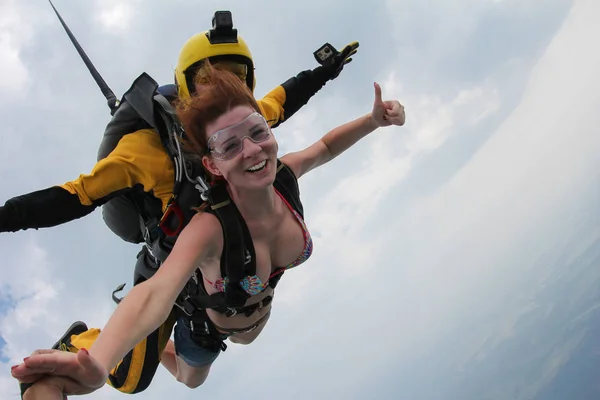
[0, 129, 173, 233]
[262, 66, 333, 129]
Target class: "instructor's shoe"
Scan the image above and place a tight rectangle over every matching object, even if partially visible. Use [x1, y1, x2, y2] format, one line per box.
[19, 321, 88, 399]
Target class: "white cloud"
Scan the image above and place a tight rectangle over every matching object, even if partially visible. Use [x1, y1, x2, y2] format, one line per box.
[260, 1, 600, 397]
[0, 237, 65, 363]
[93, 0, 140, 33]
[383, 0, 488, 67]
[0, 0, 34, 94]
[0, 33, 28, 93]
[297, 74, 500, 281]
[368, 0, 600, 365]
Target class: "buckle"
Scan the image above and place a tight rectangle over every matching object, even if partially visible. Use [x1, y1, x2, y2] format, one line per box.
[143, 243, 159, 265]
[190, 319, 211, 335]
[225, 307, 237, 317]
[174, 295, 197, 317]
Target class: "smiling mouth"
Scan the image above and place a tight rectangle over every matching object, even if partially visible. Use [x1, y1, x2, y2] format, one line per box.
[246, 160, 267, 173]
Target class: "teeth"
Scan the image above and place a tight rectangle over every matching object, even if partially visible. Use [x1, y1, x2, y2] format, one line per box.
[247, 160, 266, 172]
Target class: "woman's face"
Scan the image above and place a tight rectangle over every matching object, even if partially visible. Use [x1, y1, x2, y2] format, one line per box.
[202, 105, 278, 190]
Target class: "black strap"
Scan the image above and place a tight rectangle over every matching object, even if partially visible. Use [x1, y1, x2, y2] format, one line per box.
[273, 160, 303, 217]
[175, 160, 303, 315]
[267, 160, 304, 289]
[152, 94, 189, 197]
[205, 183, 256, 308]
[186, 309, 228, 352]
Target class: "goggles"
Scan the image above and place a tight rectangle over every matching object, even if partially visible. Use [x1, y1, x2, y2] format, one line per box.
[196, 61, 248, 84]
[207, 112, 271, 160]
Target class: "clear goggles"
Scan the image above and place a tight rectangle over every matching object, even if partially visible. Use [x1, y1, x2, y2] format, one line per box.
[196, 61, 248, 84]
[207, 112, 271, 160]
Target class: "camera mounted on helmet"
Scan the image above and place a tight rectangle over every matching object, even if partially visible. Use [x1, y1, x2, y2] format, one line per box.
[207, 11, 238, 45]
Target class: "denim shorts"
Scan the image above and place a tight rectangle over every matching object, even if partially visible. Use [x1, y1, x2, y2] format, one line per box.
[173, 317, 223, 367]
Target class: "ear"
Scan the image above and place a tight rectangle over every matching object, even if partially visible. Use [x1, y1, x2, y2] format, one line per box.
[202, 155, 222, 177]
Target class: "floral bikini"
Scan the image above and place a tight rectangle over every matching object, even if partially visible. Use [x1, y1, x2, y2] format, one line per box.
[204, 188, 313, 296]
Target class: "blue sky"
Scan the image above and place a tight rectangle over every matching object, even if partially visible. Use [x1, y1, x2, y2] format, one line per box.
[1, 0, 599, 399]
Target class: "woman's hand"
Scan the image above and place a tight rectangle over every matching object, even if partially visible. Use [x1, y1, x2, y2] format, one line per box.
[371, 82, 406, 127]
[11, 348, 108, 396]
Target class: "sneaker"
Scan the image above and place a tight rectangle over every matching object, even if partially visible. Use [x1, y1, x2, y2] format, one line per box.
[51, 321, 88, 352]
[19, 321, 88, 399]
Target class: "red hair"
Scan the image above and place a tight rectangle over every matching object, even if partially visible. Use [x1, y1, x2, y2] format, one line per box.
[176, 62, 261, 180]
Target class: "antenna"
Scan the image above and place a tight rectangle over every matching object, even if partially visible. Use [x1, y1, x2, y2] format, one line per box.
[48, 0, 119, 114]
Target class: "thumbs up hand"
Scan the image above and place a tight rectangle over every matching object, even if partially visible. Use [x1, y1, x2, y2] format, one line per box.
[371, 82, 405, 128]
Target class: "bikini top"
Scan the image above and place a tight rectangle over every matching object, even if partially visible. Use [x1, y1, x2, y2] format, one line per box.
[204, 188, 313, 296]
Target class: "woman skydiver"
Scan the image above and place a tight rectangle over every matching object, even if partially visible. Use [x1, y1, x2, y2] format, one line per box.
[11, 64, 406, 399]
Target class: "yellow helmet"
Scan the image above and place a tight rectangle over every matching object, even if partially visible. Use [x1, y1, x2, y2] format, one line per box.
[175, 11, 255, 99]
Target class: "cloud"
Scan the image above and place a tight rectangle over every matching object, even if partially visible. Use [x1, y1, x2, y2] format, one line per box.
[293, 74, 500, 282]
[93, 0, 141, 33]
[0, 33, 27, 93]
[0, 0, 34, 94]
[0, 235, 67, 399]
[348, 0, 600, 393]
[0, 236, 64, 359]
[259, 1, 599, 398]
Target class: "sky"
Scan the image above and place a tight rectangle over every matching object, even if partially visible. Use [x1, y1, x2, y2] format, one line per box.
[1, 0, 599, 399]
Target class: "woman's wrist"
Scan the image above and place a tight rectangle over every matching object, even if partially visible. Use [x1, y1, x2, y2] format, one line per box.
[365, 112, 381, 130]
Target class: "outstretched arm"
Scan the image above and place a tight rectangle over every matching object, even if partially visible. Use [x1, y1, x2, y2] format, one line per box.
[87, 211, 220, 373]
[281, 82, 406, 179]
[12, 211, 222, 395]
[0, 129, 172, 234]
[0, 186, 96, 232]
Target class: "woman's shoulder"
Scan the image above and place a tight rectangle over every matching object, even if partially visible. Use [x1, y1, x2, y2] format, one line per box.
[175, 210, 224, 260]
[187, 210, 223, 239]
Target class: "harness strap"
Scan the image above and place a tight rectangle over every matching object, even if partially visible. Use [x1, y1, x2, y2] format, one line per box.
[178, 293, 273, 319]
[273, 160, 303, 218]
[171, 160, 304, 319]
[205, 183, 256, 308]
[185, 309, 228, 353]
[262, 160, 304, 289]
[152, 94, 187, 196]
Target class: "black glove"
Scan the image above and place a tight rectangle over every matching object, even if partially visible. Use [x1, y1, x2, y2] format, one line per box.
[274, 41, 360, 127]
[313, 41, 359, 80]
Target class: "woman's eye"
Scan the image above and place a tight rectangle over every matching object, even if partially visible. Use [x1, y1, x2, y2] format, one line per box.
[224, 143, 238, 152]
[252, 129, 267, 139]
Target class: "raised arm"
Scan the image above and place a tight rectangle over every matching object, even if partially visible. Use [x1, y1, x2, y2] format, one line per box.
[257, 42, 359, 128]
[281, 82, 406, 179]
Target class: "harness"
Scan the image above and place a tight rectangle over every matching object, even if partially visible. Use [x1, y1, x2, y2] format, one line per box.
[171, 161, 303, 352]
[174, 161, 303, 315]
[102, 73, 304, 352]
[47, 2, 305, 352]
